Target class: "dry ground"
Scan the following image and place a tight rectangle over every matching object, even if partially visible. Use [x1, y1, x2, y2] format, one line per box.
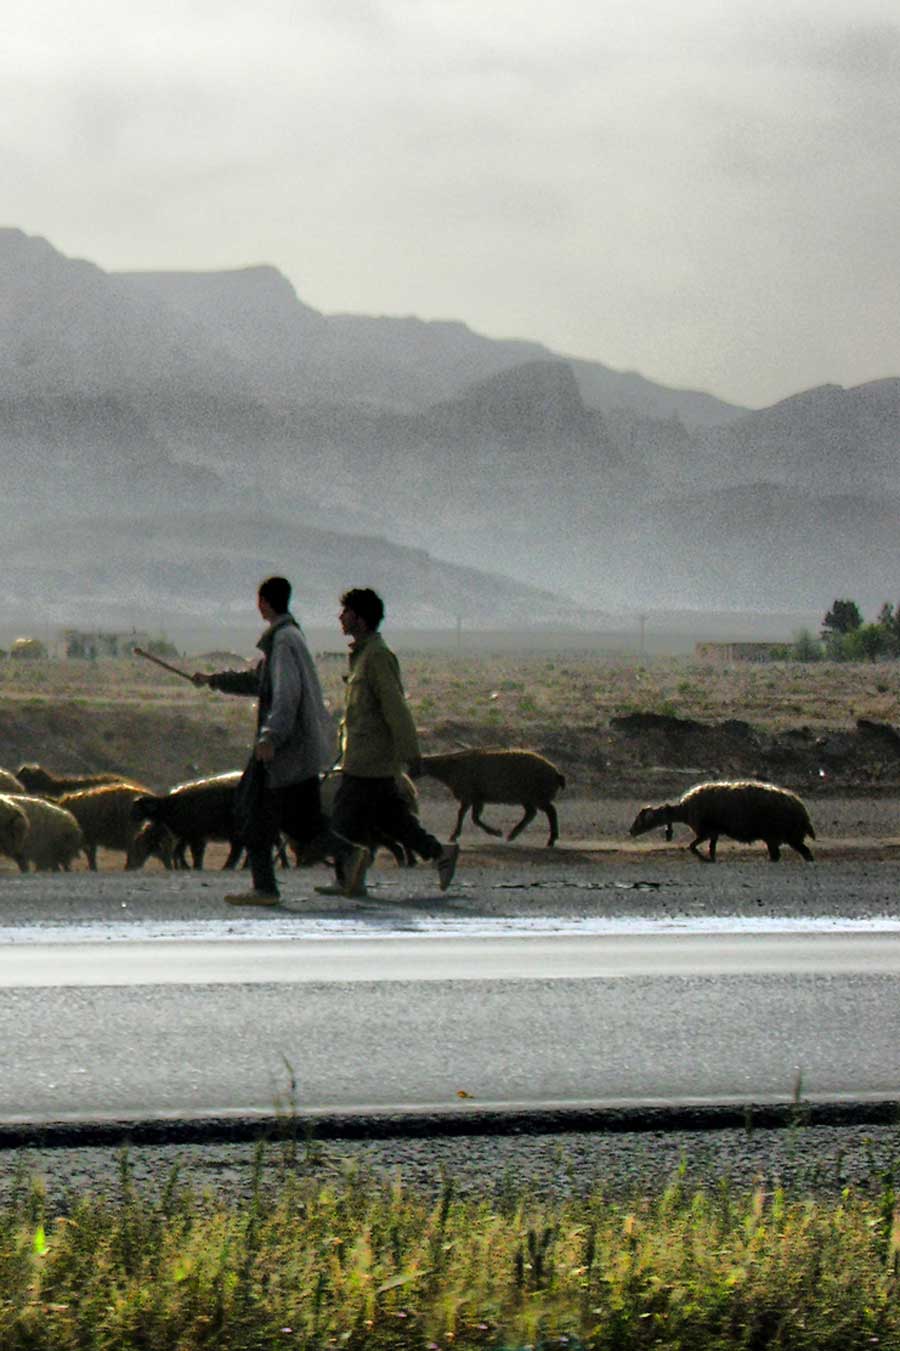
[0, 651, 898, 870]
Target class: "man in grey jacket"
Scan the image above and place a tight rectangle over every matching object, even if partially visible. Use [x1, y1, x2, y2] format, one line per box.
[193, 576, 360, 905]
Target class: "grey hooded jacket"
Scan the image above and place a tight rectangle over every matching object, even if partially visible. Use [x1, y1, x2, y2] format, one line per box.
[208, 615, 336, 788]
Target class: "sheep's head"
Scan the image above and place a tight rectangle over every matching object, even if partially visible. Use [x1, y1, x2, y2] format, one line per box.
[16, 763, 48, 792]
[126, 820, 174, 870]
[629, 804, 671, 839]
[131, 795, 157, 823]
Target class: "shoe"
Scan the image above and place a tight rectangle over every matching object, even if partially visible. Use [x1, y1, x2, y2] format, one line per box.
[315, 882, 369, 898]
[342, 843, 370, 898]
[224, 890, 280, 906]
[435, 843, 459, 892]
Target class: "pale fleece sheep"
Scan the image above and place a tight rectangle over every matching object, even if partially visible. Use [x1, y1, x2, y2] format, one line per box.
[0, 769, 26, 794]
[4, 794, 83, 871]
[58, 784, 174, 871]
[0, 795, 30, 864]
[412, 749, 566, 846]
[629, 780, 816, 862]
[17, 764, 136, 798]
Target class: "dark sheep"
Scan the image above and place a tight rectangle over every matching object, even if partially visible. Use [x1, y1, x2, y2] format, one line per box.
[287, 771, 421, 869]
[132, 772, 243, 870]
[629, 779, 816, 862]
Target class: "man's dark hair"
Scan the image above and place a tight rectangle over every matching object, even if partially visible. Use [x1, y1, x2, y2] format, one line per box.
[341, 587, 384, 630]
[258, 576, 292, 614]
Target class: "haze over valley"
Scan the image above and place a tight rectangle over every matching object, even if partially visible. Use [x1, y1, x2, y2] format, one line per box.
[1, 228, 897, 644]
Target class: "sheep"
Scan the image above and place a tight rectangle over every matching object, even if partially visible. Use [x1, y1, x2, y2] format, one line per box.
[0, 795, 30, 866]
[412, 749, 566, 846]
[58, 783, 175, 871]
[0, 769, 25, 794]
[16, 764, 136, 799]
[629, 780, 816, 862]
[134, 768, 423, 874]
[132, 772, 243, 870]
[3, 794, 83, 871]
[288, 771, 421, 868]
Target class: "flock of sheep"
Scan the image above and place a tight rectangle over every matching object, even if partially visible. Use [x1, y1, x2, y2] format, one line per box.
[0, 746, 817, 874]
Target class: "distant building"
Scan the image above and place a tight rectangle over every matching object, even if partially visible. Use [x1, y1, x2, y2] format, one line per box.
[694, 641, 781, 664]
[63, 629, 153, 660]
[10, 637, 48, 660]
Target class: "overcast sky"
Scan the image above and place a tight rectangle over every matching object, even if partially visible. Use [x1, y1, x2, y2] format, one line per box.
[5, 0, 900, 407]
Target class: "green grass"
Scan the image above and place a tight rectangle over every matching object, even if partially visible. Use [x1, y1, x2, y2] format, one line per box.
[3, 1152, 900, 1349]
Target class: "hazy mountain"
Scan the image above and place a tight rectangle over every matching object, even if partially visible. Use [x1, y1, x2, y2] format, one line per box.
[120, 265, 327, 399]
[3, 511, 597, 634]
[0, 224, 735, 426]
[2, 227, 899, 624]
[0, 228, 245, 398]
[627, 484, 900, 610]
[694, 379, 900, 493]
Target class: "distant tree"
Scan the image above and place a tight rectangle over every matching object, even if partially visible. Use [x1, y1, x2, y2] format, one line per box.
[881, 602, 900, 648]
[791, 629, 822, 662]
[843, 623, 892, 662]
[821, 599, 863, 638]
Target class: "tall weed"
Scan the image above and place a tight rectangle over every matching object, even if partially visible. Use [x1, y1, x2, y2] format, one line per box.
[0, 1159, 899, 1348]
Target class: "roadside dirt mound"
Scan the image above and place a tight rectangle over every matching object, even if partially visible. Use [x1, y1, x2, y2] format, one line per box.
[2, 698, 899, 805]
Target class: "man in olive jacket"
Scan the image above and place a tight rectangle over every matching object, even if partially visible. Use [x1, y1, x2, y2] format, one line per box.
[193, 575, 343, 905]
[317, 587, 458, 898]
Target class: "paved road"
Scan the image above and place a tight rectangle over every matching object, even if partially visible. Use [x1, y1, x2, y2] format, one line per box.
[0, 857, 898, 1124]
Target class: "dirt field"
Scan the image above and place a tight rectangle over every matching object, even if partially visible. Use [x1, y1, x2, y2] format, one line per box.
[0, 651, 898, 870]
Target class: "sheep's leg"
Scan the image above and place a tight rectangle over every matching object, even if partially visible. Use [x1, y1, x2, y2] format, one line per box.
[543, 802, 559, 847]
[375, 833, 406, 867]
[85, 844, 98, 871]
[471, 802, 503, 837]
[189, 840, 206, 869]
[790, 840, 814, 862]
[688, 833, 714, 862]
[765, 840, 782, 861]
[507, 804, 536, 842]
[223, 840, 243, 869]
[450, 801, 469, 841]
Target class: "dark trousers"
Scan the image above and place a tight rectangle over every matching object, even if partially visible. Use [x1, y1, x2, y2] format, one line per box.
[248, 775, 327, 895]
[330, 774, 442, 874]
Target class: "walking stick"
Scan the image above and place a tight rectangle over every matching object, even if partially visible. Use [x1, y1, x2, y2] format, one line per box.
[132, 647, 196, 683]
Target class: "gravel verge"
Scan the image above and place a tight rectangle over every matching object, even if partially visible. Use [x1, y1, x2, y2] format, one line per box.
[5, 1116, 900, 1213]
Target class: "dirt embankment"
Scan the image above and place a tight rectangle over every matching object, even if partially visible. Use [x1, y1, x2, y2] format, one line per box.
[2, 698, 900, 805]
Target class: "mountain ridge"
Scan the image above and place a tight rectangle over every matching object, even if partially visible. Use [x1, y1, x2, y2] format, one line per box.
[2, 227, 899, 622]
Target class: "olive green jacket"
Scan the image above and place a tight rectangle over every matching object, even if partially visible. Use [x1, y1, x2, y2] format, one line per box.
[339, 632, 420, 777]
